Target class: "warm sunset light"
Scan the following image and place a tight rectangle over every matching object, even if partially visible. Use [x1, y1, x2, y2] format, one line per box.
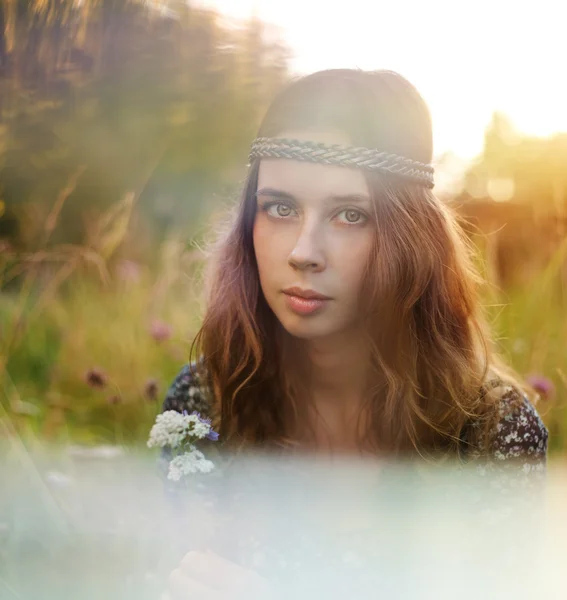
[3, 0, 566, 597]
[199, 0, 567, 161]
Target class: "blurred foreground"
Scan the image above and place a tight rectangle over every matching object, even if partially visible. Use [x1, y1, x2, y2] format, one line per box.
[1, 443, 565, 600]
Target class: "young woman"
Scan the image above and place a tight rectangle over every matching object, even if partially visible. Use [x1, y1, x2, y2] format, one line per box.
[159, 67, 549, 600]
[161, 68, 547, 467]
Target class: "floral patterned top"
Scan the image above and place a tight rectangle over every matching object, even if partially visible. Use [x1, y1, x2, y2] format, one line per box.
[160, 362, 549, 471]
[157, 363, 549, 594]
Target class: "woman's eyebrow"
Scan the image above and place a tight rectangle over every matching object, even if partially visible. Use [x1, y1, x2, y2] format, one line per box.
[255, 188, 370, 204]
[255, 188, 295, 201]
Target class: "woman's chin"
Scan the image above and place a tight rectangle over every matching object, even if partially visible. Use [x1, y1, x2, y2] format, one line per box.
[278, 315, 337, 340]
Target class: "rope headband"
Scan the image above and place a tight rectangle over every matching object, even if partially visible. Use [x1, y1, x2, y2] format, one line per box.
[248, 137, 435, 189]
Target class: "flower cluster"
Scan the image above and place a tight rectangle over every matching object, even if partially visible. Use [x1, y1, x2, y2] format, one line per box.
[168, 449, 214, 480]
[148, 410, 219, 481]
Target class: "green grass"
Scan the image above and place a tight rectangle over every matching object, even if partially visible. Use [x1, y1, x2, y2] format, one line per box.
[0, 238, 205, 448]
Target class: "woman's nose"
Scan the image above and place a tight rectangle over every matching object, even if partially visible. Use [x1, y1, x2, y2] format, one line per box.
[288, 224, 326, 272]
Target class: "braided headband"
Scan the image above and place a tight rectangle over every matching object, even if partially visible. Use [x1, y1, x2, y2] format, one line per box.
[249, 137, 435, 189]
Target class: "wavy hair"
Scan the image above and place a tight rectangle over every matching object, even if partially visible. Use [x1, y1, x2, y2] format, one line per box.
[191, 69, 526, 460]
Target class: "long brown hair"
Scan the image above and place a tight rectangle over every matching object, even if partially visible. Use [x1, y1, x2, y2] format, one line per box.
[191, 69, 526, 460]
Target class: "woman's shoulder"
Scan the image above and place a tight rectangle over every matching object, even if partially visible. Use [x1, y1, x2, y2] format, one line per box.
[480, 377, 549, 468]
[161, 361, 212, 417]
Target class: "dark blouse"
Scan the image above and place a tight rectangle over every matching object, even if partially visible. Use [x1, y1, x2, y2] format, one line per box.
[160, 363, 548, 476]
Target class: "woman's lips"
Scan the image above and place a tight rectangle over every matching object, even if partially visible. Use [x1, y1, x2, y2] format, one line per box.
[283, 293, 329, 316]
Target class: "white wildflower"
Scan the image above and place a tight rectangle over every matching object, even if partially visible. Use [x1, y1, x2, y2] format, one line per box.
[167, 446, 215, 481]
[147, 410, 191, 449]
[148, 410, 218, 479]
[183, 413, 211, 439]
[193, 423, 212, 439]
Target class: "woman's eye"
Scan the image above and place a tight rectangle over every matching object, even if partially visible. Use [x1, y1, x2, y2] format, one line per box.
[266, 203, 295, 218]
[337, 209, 366, 224]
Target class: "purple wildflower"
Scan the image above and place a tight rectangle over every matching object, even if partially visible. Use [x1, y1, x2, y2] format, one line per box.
[205, 428, 219, 442]
[191, 411, 211, 425]
[85, 368, 107, 389]
[526, 374, 555, 400]
[144, 378, 159, 401]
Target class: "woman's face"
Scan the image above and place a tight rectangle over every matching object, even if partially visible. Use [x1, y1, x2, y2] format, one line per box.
[253, 130, 375, 340]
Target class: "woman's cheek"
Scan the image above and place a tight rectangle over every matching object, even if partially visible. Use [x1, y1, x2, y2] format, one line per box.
[337, 228, 372, 267]
[254, 224, 285, 301]
[335, 231, 374, 298]
[254, 221, 293, 272]
[253, 220, 272, 272]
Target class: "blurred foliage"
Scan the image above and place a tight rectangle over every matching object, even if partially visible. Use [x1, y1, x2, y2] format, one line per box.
[451, 112, 567, 295]
[451, 113, 567, 455]
[1, 231, 206, 447]
[0, 0, 291, 447]
[462, 112, 567, 212]
[0, 0, 290, 258]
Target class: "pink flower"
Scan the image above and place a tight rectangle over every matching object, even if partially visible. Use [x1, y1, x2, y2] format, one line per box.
[150, 319, 173, 343]
[108, 395, 121, 405]
[526, 374, 555, 400]
[85, 368, 108, 389]
[116, 259, 141, 284]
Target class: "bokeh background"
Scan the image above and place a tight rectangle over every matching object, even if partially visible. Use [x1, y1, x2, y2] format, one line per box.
[0, 0, 565, 456]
